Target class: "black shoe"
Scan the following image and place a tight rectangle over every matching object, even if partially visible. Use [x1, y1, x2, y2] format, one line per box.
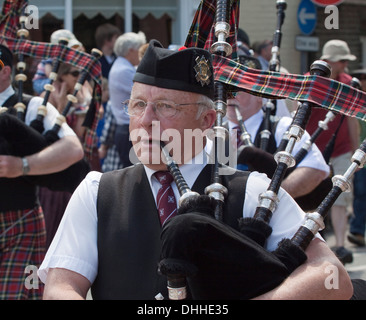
[347, 233, 365, 247]
[333, 246, 353, 264]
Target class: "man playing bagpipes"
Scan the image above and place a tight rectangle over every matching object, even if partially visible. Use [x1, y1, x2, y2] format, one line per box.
[225, 73, 330, 200]
[0, 44, 84, 300]
[38, 40, 353, 300]
[0, 0, 103, 299]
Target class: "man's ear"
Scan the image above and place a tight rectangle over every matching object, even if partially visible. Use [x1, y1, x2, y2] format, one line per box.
[200, 109, 216, 130]
[2, 65, 12, 78]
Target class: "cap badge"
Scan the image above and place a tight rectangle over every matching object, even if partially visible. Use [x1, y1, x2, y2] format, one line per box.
[194, 55, 211, 86]
[245, 60, 256, 69]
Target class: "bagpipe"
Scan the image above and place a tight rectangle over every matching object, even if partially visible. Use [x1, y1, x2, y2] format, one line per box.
[0, 1, 103, 193]
[236, 76, 362, 212]
[228, 1, 360, 212]
[29, 37, 69, 134]
[13, 5, 28, 122]
[259, 0, 286, 152]
[157, 0, 366, 300]
[290, 77, 362, 210]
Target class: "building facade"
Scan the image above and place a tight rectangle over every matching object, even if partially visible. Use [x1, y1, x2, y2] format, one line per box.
[12, 0, 200, 50]
[239, 0, 366, 74]
[2, 0, 366, 74]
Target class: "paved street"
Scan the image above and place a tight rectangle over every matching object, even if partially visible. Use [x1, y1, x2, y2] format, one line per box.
[323, 229, 366, 281]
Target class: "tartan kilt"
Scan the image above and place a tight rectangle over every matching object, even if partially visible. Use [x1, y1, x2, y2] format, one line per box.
[0, 206, 46, 300]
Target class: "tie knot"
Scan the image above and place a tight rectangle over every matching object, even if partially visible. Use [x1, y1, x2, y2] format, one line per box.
[233, 125, 241, 133]
[154, 171, 174, 186]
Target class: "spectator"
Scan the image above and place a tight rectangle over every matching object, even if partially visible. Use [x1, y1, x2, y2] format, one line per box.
[95, 23, 121, 79]
[108, 31, 146, 168]
[98, 100, 122, 172]
[306, 39, 359, 264]
[254, 39, 272, 70]
[32, 29, 80, 95]
[348, 68, 366, 247]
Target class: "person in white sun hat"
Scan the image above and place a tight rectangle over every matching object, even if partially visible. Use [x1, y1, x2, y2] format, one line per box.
[320, 39, 356, 62]
[306, 39, 359, 265]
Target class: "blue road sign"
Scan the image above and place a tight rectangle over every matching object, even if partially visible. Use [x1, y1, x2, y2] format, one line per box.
[297, 0, 317, 35]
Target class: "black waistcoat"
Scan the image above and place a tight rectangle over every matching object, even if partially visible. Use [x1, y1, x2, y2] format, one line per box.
[91, 163, 249, 300]
[253, 116, 280, 154]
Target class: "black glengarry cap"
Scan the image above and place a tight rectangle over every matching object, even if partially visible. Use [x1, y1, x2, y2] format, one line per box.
[0, 44, 13, 68]
[134, 40, 214, 99]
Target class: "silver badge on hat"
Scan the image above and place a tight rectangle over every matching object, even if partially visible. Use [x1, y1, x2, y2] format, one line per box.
[194, 56, 211, 86]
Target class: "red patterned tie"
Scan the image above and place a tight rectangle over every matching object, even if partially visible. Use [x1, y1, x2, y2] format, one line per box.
[232, 125, 242, 147]
[154, 171, 177, 226]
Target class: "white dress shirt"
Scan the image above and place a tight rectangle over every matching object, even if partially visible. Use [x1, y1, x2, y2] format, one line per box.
[228, 110, 330, 175]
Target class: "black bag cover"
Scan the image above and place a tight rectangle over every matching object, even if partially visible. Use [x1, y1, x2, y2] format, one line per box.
[0, 113, 89, 192]
[0, 112, 48, 156]
[237, 145, 278, 177]
[158, 196, 306, 300]
[237, 145, 333, 212]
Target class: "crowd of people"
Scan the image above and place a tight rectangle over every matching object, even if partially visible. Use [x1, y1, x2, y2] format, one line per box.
[0, 20, 365, 300]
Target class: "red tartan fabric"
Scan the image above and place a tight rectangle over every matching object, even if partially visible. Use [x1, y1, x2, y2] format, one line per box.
[185, 0, 239, 60]
[213, 54, 366, 122]
[0, 0, 27, 39]
[4, 37, 102, 84]
[0, 206, 46, 300]
[306, 73, 353, 157]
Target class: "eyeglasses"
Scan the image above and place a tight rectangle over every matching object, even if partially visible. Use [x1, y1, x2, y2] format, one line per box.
[69, 70, 80, 77]
[227, 104, 239, 108]
[122, 99, 204, 118]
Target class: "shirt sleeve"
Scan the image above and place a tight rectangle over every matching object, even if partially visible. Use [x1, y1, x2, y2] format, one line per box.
[244, 171, 310, 252]
[275, 117, 330, 175]
[25, 97, 76, 138]
[38, 171, 101, 284]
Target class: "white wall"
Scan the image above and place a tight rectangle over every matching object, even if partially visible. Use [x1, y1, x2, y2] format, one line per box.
[239, 0, 302, 74]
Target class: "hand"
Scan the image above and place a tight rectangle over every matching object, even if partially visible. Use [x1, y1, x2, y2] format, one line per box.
[98, 144, 108, 159]
[0, 155, 23, 178]
[52, 81, 69, 112]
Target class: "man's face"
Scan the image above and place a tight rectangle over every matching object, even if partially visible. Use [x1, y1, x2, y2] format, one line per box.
[129, 82, 216, 170]
[360, 79, 366, 92]
[262, 43, 272, 61]
[226, 91, 262, 123]
[327, 60, 348, 78]
[0, 65, 12, 91]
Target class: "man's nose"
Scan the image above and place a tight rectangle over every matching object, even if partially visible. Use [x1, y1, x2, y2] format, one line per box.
[139, 102, 158, 125]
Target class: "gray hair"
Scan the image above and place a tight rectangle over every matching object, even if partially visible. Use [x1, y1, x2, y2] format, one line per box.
[113, 31, 146, 57]
[196, 94, 215, 119]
